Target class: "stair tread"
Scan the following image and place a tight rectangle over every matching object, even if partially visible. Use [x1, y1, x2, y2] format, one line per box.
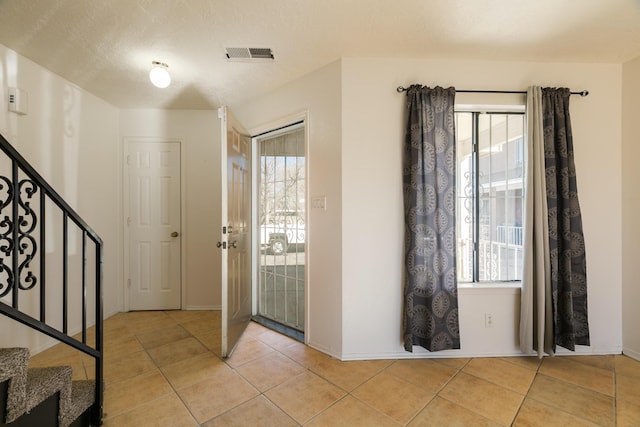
[1, 348, 98, 427]
[0, 348, 30, 382]
[0, 348, 30, 423]
[25, 366, 73, 410]
[62, 380, 96, 426]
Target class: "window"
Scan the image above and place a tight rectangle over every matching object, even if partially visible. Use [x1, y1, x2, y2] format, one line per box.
[455, 110, 525, 284]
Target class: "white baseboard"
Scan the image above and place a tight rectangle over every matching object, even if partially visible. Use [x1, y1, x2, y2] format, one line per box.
[623, 347, 640, 361]
[182, 305, 220, 311]
[307, 340, 341, 360]
[104, 308, 121, 319]
[339, 345, 624, 361]
[340, 350, 522, 361]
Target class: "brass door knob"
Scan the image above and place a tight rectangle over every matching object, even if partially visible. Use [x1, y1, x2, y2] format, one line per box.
[171, 231, 179, 237]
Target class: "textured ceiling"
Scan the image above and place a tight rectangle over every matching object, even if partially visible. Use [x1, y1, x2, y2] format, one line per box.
[1, 0, 639, 109]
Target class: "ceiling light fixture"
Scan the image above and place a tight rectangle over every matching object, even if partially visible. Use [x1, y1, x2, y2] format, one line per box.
[149, 61, 171, 88]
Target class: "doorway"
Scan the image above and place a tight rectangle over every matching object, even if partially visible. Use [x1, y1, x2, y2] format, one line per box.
[254, 123, 306, 339]
[125, 139, 182, 310]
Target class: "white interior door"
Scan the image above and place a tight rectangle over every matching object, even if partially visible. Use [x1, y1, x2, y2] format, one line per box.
[128, 140, 181, 310]
[219, 107, 252, 358]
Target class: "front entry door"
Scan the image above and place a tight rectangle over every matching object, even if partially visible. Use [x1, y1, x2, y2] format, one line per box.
[128, 140, 181, 310]
[219, 107, 252, 358]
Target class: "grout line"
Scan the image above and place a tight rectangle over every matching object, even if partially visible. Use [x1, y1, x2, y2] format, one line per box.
[154, 363, 200, 425]
[613, 364, 617, 427]
[74, 312, 638, 426]
[524, 372, 615, 425]
[509, 356, 543, 425]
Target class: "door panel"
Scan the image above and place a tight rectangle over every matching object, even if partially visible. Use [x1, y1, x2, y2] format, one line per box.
[129, 141, 181, 310]
[220, 107, 252, 358]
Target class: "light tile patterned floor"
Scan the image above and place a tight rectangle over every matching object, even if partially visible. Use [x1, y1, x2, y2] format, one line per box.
[29, 310, 640, 426]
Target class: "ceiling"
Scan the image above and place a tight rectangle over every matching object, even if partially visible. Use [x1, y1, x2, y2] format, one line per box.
[1, 0, 639, 110]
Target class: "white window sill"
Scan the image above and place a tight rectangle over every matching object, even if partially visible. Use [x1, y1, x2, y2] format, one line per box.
[458, 281, 522, 295]
[458, 281, 521, 289]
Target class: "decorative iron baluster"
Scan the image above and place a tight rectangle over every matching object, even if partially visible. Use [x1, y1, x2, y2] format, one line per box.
[17, 179, 38, 290]
[0, 133, 104, 425]
[0, 175, 15, 297]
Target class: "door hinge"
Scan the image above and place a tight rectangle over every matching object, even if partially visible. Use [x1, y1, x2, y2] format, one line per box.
[127, 279, 131, 288]
[127, 217, 131, 227]
[126, 155, 130, 165]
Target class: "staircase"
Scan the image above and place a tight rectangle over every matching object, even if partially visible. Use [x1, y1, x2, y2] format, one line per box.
[0, 133, 103, 426]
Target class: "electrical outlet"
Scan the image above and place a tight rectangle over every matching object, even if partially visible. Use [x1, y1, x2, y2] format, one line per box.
[485, 313, 494, 328]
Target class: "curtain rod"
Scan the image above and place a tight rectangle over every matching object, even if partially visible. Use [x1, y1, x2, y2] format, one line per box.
[396, 86, 589, 97]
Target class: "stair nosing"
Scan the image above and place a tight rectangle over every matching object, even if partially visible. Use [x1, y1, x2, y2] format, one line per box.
[1, 348, 96, 427]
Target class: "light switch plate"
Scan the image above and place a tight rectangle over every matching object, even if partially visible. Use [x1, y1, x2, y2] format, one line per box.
[311, 196, 326, 210]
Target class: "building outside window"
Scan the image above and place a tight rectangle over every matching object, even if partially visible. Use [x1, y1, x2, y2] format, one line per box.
[455, 111, 525, 284]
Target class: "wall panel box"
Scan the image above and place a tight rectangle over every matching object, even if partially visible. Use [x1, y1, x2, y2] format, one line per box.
[8, 87, 28, 115]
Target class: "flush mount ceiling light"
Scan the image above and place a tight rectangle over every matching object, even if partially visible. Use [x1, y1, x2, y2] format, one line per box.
[149, 61, 171, 88]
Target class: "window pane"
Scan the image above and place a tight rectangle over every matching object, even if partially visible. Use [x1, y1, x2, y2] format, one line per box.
[455, 112, 474, 282]
[257, 126, 306, 330]
[477, 114, 524, 281]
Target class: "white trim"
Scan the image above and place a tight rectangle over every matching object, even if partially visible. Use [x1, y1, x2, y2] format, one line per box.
[455, 104, 526, 113]
[251, 137, 258, 316]
[622, 347, 640, 361]
[122, 136, 186, 312]
[457, 285, 521, 295]
[248, 110, 308, 137]
[184, 305, 221, 311]
[307, 340, 341, 360]
[339, 346, 624, 361]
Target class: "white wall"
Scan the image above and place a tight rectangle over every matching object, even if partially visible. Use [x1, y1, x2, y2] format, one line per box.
[236, 57, 624, 360]
[119, 110, 221, 309]
[622, 55, 640, 361]
[0, 44, 121, 353]
[235, 60, 343, 357]
[0, 43, 628, 361]
[340, 57, 623, 359]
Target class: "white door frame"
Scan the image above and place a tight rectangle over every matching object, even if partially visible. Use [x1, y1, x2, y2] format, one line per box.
[122, 137, 187, 312]
[249, 110, 310, 343]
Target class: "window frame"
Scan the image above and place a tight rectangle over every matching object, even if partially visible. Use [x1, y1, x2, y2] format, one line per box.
[455, 105, 525, 286]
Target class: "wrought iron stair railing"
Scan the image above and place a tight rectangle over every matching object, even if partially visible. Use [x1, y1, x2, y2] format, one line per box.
[0, 133, 103, 425]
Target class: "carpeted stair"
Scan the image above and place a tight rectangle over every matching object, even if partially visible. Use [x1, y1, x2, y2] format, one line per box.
[0, 348, 95, 427]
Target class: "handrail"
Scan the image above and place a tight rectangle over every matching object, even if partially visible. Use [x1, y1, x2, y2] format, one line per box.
[0, 133, 103, 425]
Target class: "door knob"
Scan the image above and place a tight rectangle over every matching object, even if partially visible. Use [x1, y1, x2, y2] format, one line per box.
[229, 241, 237, 248]
[171, 231, 179, 237]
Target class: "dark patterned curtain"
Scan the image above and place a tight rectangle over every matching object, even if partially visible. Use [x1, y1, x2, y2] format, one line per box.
[542, 88, 590, 351]
[402, 85, 460, 352]
[520, 87, 589, 356]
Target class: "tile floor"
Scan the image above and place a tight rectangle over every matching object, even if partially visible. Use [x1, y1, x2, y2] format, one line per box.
[28, 310, 640, 426]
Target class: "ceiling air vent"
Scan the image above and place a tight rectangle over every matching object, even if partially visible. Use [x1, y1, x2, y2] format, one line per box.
[225, 47, 274, 61]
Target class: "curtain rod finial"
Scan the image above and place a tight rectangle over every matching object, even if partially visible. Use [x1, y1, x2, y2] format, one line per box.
[397, 86, 407, 93]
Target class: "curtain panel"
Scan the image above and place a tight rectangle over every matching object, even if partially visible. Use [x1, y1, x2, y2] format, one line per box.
[402, 85, 460, 352]
[520, 87, 590, 356]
